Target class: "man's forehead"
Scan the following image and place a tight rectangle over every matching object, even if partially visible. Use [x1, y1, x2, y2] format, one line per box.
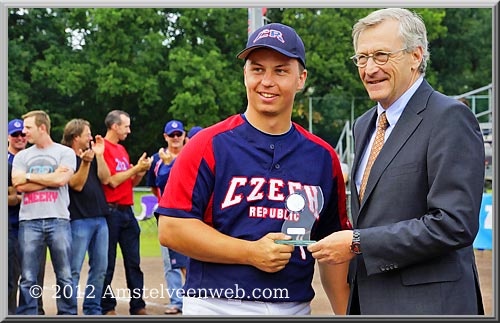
[23, 116, 35, 125]
[247, 48, 296, 65]
[119, 115, 130, 124]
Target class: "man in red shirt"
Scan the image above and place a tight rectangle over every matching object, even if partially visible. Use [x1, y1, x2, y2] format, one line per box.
[100, 110, 152, 315]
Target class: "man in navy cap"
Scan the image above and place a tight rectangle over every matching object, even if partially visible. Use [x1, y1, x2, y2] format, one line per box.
[146, 120, 186, 200]
[146, 119, 188, 314]
[156, 23, 350, 315]
[185, 126, 203, 145]
[8, 118, 27, 315]
[7, 118, 46, 315]
[8, 119, 27, 163]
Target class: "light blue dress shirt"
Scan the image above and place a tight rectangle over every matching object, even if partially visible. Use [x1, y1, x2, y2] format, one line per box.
[355, 76, 424, 194]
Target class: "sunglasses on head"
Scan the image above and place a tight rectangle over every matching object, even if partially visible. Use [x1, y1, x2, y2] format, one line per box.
[11, 132, 26, 138]
[168, 132, 183, 138]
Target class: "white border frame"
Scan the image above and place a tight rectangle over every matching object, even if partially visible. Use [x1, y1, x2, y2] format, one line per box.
[1, 1, 497, 320]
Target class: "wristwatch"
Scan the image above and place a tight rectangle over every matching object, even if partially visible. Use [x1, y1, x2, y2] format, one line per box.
[350, 229, 362, 255]
[25, 173, 31, 182]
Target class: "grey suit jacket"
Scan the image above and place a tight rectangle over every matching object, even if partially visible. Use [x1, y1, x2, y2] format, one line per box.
[349, 80, 485, 315]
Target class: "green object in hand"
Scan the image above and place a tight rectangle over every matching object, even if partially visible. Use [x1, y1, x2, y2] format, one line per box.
[275, 240, 315, 246]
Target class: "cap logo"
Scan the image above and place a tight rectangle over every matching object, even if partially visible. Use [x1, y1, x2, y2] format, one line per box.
[171, 122, 179, 128]
[14, 121, 22, 128]
[253, 29, 285, 44]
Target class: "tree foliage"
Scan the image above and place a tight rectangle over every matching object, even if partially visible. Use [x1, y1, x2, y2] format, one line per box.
[8, 7, 493, 160]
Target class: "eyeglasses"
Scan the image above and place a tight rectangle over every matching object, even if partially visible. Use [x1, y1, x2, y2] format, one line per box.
[168, 132, 183, 138]
[10, 132, 26, 138]
[350, 48, 407, 68]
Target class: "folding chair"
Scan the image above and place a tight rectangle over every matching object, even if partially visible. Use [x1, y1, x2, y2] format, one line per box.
[136, 195, 158, 233]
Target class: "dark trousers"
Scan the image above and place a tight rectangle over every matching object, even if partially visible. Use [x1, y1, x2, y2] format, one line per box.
[101, 207, 146, 314]
[348, 278, 360, 315]
[8, 221, 46, 315]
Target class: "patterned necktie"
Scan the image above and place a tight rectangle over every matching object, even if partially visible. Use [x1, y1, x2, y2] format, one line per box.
[359, 112, 389, 202]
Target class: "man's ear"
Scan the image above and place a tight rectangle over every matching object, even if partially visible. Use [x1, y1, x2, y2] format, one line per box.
[411, 46, 424, 71]
[297, 69, 307, 92]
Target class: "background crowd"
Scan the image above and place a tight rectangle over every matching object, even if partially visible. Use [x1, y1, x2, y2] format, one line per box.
[7, 110, 202, 316]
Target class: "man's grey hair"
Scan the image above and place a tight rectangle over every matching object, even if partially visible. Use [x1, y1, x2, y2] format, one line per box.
[352, 8, 429, 74]
[105, 110, 129, 129]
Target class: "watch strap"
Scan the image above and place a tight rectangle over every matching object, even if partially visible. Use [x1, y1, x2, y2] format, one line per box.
[351, 229, 362, 255]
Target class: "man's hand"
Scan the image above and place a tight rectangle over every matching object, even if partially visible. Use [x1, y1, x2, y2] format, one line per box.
[79, 148, 95, 163]
[158, 147, 174, 165]
[307, 230, 355, 265]
[91, 135, 105, 156]
[135, 152, 153, 172]
[246, 233, 295, 273]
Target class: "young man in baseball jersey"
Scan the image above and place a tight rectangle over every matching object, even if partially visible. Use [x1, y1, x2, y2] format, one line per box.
[156, 23, 351, 315]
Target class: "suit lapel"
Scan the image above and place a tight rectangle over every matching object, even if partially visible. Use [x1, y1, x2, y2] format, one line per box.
[358, 80, 434, 213]
[351, 107, 378, 207]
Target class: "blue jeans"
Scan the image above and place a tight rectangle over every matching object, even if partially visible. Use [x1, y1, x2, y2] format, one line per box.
[17, 218, 77, 315]
[71, 217, 109, 315]
[9, 221, 47, 315]
[161, 246, 184, 310]
[101, 207, 146, 314]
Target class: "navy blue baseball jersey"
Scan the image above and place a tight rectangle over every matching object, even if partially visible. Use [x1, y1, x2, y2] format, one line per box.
[156, 114, 350, 302]
[146, 150, 175, 196]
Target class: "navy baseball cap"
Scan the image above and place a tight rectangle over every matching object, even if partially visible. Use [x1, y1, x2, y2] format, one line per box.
[8, 119, 24, 135]
[187, 126, 203, 139]
[164, 120, 184, 135]
[237, 23, 306, 68]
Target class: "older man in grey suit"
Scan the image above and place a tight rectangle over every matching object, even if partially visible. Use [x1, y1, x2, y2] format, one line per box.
[308, 8, 485, 315]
